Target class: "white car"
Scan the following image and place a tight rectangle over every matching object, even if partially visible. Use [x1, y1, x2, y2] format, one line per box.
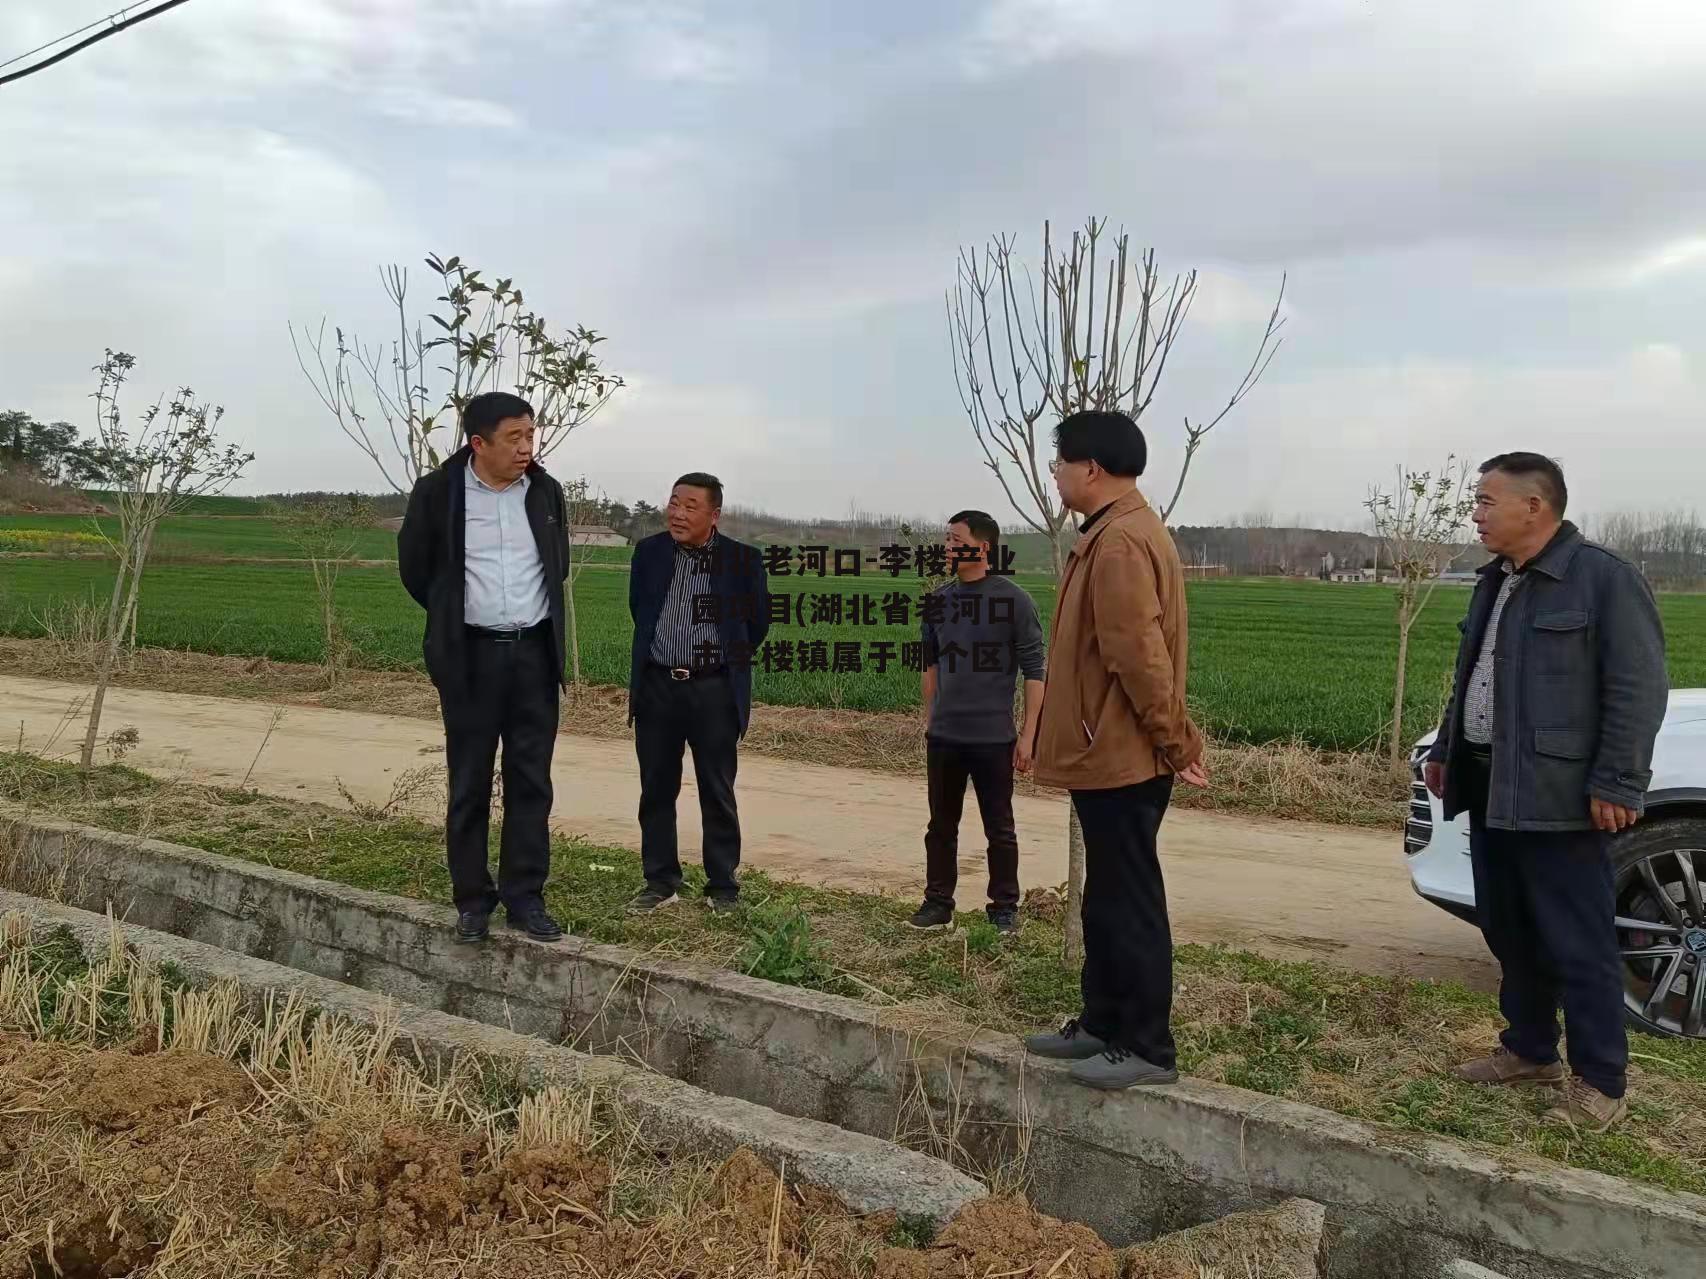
[1407, 690, 1706, 1040]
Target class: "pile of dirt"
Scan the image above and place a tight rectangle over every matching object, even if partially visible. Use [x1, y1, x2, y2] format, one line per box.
[68, 1048, 254, 1132]
[874, 1197, 1133, 1279]
[0, 1016, 1338, 1278]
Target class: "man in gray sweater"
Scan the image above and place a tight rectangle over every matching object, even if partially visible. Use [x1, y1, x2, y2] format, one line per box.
[911, 510, 1046, 934]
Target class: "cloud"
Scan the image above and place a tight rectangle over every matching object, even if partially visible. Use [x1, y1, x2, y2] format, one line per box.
[551, 376, 838, 514]
[1181, 268, 1292, 334]
[5, 0, 1706, 529]
[622, 4, 766, 83]
[1206, 346, 1706, 527]
[374, 91, 523, 129]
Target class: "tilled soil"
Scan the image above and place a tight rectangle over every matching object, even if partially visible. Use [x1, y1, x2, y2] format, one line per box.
[0, 1031, 1154, 1279]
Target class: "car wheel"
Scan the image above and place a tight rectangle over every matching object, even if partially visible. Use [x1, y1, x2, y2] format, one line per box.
[1613, 817, 1706, 1040]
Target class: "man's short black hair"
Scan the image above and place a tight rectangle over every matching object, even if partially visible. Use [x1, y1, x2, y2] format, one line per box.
[674, 472, 723, 508]
[1053, 409, 1147, 477]
[462, 391, 534, 443]
[1480, 452, 1568, 517]
[948, 509, 1000, 552]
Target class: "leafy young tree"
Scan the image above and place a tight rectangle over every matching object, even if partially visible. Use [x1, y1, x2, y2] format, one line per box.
[1364, 459, 1475, 771]
[291, 253, 623, 495]
[948, 218, 1285, 961]
[78, 351, 252, 771]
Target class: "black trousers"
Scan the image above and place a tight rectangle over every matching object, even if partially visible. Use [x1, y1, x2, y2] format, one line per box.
[1462, 754, 1628, 1098]
[924, 738, 1020, 910]
[1072, 776, 1177, 1070]
[634, 665, 741, 899]
[439, 625, 559, 916]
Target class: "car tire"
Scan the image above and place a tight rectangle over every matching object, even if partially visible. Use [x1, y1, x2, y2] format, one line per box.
[1611, 816, 1706, 1040]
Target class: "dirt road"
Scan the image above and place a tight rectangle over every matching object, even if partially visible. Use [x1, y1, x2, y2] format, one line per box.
[3, 674, 1492, 987]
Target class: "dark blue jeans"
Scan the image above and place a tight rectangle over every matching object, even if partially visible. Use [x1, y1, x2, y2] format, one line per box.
[1466, 758, 1627, 1098]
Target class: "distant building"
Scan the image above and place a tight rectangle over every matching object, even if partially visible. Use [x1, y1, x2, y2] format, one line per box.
[571, 524, 628, 548]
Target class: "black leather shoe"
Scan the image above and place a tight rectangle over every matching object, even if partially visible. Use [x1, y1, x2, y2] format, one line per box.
[507, 908, 566, 943]
[454, 911, 490, 944]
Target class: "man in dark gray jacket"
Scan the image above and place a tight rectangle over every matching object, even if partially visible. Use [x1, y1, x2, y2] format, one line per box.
[1425, 452, 1667, 1133]
[910, 510, 1046, 935]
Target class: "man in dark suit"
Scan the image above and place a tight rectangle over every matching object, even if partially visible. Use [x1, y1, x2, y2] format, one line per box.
[398, 391, 570, 945]
[626, 473, 769, 914]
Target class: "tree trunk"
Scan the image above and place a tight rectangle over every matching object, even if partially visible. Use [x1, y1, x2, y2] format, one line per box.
[1064, 805, 1087, 962]
[1047, 524, 1089, 964]
[80, 559, 133, 771]
[1388, 593, 1414, 771]
[120, 524, 156, 659]
[566, 576, 582, 684]
[318, 561, 339, 688]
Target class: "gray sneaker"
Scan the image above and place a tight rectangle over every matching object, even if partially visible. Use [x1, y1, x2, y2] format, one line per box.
[1070, 1047, 1179, 1090]
[626, 888, 680, 915]
[1023, 1017, 1107, 1061]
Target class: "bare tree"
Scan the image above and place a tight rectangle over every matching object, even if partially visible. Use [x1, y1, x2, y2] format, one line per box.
[80, 351, 252, 771]
[1365, 459, 1475, 771]
[280, 495, 374, 687]
[291, 253, 623, 495]
[1595, 508, 1706, 589]
[948, 218, 1286, 960]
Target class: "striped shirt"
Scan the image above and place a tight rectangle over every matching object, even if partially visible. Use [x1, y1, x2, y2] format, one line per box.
[650, 533, 722, 669]
[1463, 562, 1522, 746]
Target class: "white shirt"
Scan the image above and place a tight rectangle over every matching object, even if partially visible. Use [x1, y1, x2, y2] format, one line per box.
[463, 465, 549, 629]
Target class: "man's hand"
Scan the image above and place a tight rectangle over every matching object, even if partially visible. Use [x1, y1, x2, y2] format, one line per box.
[1014, 736, 1035, 774]
[1423, 761, 1445, 799]
[1177, 760, 1209, 788]
[1591, 797, 1640, 833]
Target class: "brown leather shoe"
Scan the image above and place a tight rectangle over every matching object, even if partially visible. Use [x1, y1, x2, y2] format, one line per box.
[1543, 1078, 1629, 1133]
[1453, 1046, 1567, 1086]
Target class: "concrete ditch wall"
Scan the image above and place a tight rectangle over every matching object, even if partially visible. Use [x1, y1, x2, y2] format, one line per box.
[6, 815, 1704, 1279]
[0, 886, 984, 1224]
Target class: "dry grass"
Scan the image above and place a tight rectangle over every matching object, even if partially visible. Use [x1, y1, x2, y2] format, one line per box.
[0, 917, 1260, 1279]
[0, 637, 1405, 828]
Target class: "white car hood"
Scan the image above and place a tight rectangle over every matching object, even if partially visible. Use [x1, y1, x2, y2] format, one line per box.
[1662, 688, 1706, 728]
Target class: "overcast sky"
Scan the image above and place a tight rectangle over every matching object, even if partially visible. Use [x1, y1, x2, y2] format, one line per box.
[3, 0, 1703, 529]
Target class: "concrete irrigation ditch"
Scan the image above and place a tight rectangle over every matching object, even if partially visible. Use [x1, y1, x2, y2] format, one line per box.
[3, 813, 1702, 1278]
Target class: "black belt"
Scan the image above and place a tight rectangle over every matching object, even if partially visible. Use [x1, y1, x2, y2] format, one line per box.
[467, 620, 549, 644]
[649, 662, 727, 681]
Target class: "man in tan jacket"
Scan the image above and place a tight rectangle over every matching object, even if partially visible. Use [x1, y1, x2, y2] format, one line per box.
[1021, 409, 1207, 1090]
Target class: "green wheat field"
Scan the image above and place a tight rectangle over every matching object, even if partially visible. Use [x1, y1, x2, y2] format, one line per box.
[3, 513, 1702, 750]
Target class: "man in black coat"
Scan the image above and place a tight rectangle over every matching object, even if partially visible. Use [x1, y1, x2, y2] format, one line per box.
[626, 472, 769, 914]
[398, 392, 570, 944]
[1426, 452, 1668, 1133]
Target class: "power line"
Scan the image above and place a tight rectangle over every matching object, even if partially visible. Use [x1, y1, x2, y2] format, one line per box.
[0, 5, 132, 72]
[0, 0, 195, 89]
